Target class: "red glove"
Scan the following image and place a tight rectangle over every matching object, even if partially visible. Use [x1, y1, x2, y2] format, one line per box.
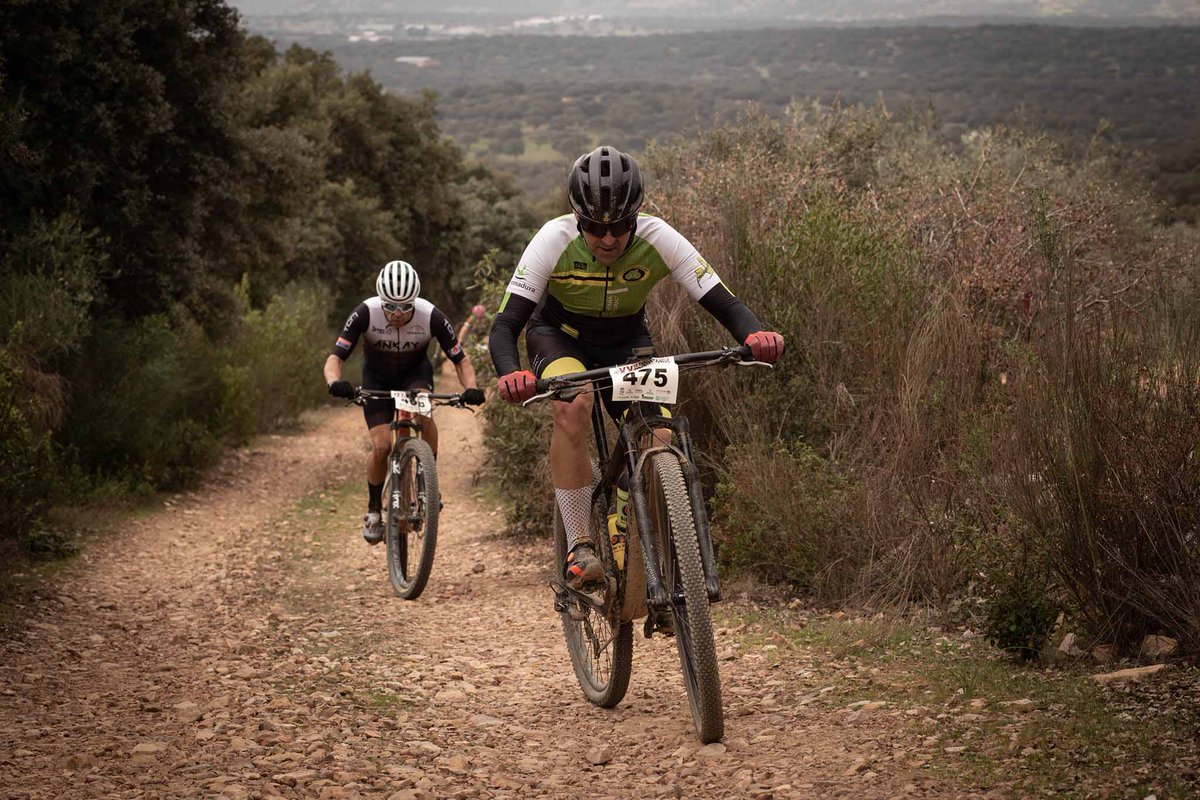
[498, 370, 537, 403]
[745, 331, 785, 364]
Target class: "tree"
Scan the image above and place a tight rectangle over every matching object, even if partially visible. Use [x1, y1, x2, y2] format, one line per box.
[0, 0, 247, 317]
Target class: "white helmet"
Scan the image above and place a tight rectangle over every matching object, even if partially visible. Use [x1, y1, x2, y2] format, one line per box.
[376, 260, 420, 305]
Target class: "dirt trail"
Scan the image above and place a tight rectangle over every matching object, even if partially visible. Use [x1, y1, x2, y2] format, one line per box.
[0, 382, 967, 799]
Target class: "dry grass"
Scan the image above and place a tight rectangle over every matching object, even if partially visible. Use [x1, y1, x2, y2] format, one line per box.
[636, 104, 1200, 648]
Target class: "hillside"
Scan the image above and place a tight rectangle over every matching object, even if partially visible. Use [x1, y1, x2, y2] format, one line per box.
[258, 24, 1200, 220]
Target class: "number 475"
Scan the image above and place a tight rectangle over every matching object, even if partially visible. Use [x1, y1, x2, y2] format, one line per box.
[623, 367, 669, 388]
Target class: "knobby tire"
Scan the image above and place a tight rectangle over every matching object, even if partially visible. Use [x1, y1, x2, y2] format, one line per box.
[555, 500, 633, 709]
[385, 438, 439, 600]
[650, 452, 723, 743]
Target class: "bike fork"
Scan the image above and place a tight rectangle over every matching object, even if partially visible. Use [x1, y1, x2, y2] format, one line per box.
[627, 455, 722, 608]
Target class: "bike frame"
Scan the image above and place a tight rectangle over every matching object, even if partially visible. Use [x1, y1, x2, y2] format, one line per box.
[538, 349, 751, 618]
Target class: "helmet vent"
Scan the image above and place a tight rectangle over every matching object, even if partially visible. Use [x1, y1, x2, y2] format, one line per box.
[566, 145, 643, 225]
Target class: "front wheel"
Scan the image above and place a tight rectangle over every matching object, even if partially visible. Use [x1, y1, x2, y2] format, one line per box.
[554, 500, 633, 709]
[384, 438, 439, 600]
[649, 452, 723, 743]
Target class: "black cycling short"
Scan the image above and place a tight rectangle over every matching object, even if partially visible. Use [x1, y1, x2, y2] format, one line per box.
[525, 322, 655, 421]
[361, 358, 434, 429]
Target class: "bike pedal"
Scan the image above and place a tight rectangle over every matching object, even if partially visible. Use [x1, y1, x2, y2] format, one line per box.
[575, 584, 607, 609]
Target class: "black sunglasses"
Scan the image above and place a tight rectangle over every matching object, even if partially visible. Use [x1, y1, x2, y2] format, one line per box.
[578, 215, 636, 239]
[382, 301, 414, 313]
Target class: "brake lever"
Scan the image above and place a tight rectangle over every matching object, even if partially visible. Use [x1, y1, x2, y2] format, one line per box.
[521, 389, 557, 407]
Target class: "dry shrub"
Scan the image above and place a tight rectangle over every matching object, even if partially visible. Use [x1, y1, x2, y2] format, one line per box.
[640, 102, 1199, 633]
[998, 284, 1200, 653]
[714, 437, 865, 602]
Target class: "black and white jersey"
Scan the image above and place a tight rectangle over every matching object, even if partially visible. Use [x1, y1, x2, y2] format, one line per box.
[330, 297, 463, 382]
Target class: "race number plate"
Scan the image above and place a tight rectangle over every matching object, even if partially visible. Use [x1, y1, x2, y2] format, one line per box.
[391, 391, 432, 415]
[609, 357, 679, 404]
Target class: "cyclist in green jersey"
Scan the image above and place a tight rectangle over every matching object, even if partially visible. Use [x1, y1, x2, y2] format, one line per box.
[488, 146, 784, 588]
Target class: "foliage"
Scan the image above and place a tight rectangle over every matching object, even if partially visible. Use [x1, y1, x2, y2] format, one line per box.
[983, 575, 1058, 660]
[469, 255, 556, 538]
[636, 104, 1200, 653]
[997, 280, 1200, 653]
[63, 283, 332, 493]
[224, 279, 334, 436]
[311, 25, 1200, 221]
[0, 351, 55, 545]
[0, 213, 104, 369]
[714, 441, 862, 598]
[477, 102, 1200, 644]
[0, 6, 532, 550]
[0, 0, 247, 318]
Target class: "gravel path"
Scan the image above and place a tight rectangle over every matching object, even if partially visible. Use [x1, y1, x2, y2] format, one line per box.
[0, 382, 963, 799]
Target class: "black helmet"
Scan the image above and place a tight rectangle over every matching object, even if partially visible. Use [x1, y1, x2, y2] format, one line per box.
[567, 146, 643, 224]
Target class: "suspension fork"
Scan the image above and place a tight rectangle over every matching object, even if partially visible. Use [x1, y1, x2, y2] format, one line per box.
[625, 414, 722, 605]
[623, 432, 670, 610]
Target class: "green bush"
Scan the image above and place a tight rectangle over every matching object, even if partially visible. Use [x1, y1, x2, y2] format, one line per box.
[226, 279, 332, 434]
[0, 213, 103, 367]
[477, 106, 1200, 651]
[64, 312, 229, 490]
[0, 351, 55, 542]
[471, 255, 557, 538]
[714, 441, 862, 599]
[983, 575, 1058, 660]
[62, 281, 333, 493]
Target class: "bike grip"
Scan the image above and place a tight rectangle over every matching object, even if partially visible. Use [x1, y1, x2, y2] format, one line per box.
[534, 378, 549, 393]
[738, 344, 754, 361]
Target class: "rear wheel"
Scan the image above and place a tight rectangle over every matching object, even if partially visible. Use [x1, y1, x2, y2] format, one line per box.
[384, 438, 439, 600]
[555, 498, 633, 708]
[649, 452, 723, 743]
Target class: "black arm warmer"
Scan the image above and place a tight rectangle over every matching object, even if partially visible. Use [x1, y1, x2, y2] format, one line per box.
[488, 294, 538, 376]
[698, 283, 764, 344]
[430, 307, 465, 364]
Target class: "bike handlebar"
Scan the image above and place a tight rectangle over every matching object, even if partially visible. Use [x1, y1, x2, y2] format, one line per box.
[352, 388, 478, 409]
[526, 345, 766, 405]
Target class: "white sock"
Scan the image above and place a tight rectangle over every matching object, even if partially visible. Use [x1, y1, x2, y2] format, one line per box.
[555, 486, 593, 553]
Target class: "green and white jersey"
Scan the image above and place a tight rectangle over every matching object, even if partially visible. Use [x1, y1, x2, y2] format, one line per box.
[502, 213, 723, 343]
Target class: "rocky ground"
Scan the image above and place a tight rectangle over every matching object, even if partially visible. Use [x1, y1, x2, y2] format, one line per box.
[1, 385, 1195, 799]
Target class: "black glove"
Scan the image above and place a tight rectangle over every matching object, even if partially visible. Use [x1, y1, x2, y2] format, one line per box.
[461, 387, 486, 406]
[327, 380, 354, 399]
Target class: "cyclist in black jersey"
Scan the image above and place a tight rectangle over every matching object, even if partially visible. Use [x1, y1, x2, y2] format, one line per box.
[325, 260, 485, 544]
[488, 146, 784, 587]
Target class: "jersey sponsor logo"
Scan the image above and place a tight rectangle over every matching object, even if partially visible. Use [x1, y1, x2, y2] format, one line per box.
[335, 336, 353, 349]
[509, 278, 539, 294]
[407, 325, 427, 336]
[449, 343, 463, 357]
[375, 339, 426, 352]
[693, 256, 715, 286]
[572, 260, 590, 270]
[621, 266, 648, 283]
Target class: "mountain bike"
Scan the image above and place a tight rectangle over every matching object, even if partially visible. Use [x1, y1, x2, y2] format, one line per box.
[524, 345, 771, 743]
[353, 388, 474, 600]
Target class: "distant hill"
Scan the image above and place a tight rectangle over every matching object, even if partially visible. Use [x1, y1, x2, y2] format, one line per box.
[253, 23, 1200, 221]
